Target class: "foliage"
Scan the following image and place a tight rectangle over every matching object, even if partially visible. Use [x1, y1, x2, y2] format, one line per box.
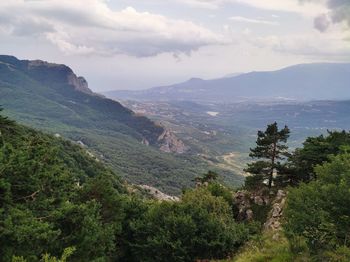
[230, 232, 310, 262]
[324, 246, 350, 262]
[0, 114, 126, 261]
[284, 152, 350, 258]
[285, 130, 350, 185]
[121, 188, 248, 262]
[245, 122, 290, 189]
[0, 112, 251, 261]
[12, 247, 76, 262]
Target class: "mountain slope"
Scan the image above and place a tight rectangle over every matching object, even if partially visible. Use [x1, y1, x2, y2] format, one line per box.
[0, 112, 129, 260]
[105, 63, 350, 102]
[0, 55, 244, 194]
[0, 55, 164, 145]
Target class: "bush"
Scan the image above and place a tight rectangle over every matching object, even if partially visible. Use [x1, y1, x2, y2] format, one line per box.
[122, 188, 249, 261]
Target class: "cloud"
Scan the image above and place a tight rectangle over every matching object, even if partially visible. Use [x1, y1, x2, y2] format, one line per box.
[251, 31, 350, 59]
[0, 0, 225, 57]
[229, 16, 278, 25]
[178, 0, 327, 16]
[327, 0, 350, 27]
[314, 13, 331, 32]
[299, 0, 350, 32]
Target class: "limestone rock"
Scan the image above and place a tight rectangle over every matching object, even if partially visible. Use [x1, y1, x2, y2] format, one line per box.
[68, 74, 93, 95]
[138, 185, 179, 201]
[246, 209, 253, 221]
[158, 129, 188, 154]
[264, 190, 287, 232]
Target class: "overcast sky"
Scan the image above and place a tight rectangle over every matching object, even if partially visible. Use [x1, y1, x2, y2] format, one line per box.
[0, 0, 349, 91]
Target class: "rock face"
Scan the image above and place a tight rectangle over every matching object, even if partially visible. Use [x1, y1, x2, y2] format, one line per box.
[233, 190, 271, 221]
[157, 129, 188, 154]
[68, 75, 92, 95]
[264, 190, 287, 237]
[234, 191, 256, 221]
[27, 60, 94, 95]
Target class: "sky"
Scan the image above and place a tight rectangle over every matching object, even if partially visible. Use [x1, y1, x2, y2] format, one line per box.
[0, 0, 349, 91]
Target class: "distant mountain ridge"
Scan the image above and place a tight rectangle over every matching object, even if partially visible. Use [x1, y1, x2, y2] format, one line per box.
[105, 63, 350, 102]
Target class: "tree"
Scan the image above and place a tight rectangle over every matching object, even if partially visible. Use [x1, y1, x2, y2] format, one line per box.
[245, 122, 290, 189]
[125, 188, 248, 261]
[193, 171, 219, 186]
[286, 131, 350, 184]
[284, 151, 350, 256]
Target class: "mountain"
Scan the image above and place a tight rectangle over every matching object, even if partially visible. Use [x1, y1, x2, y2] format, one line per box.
[105, 63, 350, 102]
[0, 55, 244, 194]
[0, 55, 164, 145]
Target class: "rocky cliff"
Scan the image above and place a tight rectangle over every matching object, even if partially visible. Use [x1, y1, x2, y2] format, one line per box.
[157, 129, 188, 154]
[27, 59, 94, 95]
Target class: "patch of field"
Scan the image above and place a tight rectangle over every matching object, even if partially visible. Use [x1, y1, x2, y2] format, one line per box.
[216, 152, 250, 177]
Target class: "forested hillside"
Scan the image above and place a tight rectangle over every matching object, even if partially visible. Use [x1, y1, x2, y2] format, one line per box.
[0, 111, 251, 261]
[0, 55, 243, 194]
[1, 111, 349, 261]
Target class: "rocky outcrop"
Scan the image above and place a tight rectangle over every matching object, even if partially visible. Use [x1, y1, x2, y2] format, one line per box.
[141, 138, 150, 146]
[233, 189, 287, 231]
[138, 185, 179, 201]
[157, 129, 188, 154]
[234, 191, 252, 221]
[68, 74, 93, 95]
[234, 190, 271, 221]
[264, 190, 287, 234]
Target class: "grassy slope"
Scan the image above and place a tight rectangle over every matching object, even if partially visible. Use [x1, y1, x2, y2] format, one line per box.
[227, 232, 310, 262]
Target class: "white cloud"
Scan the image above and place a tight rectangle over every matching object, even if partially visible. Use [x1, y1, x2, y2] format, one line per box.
[0, 0, 225, 57]
[229, 16, 278, 25]
[178, 0, 328, 16]
[251, 29, 350, 59]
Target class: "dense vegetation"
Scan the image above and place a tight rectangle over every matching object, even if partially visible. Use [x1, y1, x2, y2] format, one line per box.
[0, 111, 252, 261]
[284, 150, 350, 260]
[233, 147, 350, 261]
[2, 101, 350, 261]
[235, 123, 350, 261]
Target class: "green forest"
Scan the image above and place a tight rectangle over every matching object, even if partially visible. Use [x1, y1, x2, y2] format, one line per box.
[1, 110, 350, 261]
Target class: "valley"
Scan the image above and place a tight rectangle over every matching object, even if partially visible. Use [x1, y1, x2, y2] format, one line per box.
[114, 99, 350, 176]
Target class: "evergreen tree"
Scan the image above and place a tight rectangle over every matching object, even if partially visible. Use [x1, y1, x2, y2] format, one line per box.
[286, 130, 350, 184]
[245, 122, 290, 189]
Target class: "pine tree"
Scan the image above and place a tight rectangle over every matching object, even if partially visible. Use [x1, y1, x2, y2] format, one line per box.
[245, 122, 290, 189]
